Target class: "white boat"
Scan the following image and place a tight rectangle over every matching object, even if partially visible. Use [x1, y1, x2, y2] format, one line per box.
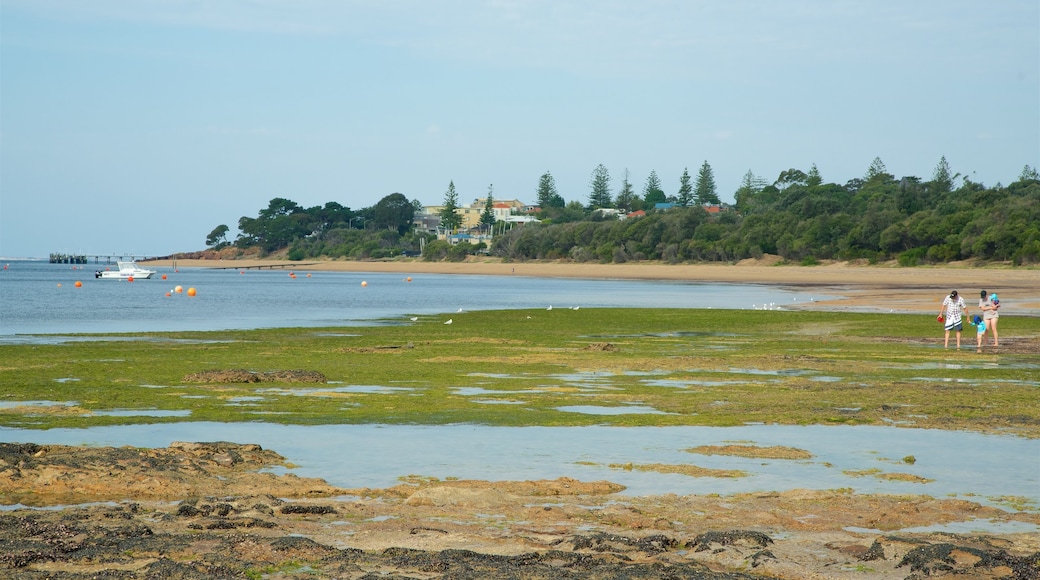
[94, 261, 157, 279]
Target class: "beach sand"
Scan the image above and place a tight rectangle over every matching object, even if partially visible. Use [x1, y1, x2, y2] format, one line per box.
[144, 257, 1040, 314]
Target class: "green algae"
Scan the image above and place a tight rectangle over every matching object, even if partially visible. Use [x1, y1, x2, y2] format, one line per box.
[2, 309, 1038, 437]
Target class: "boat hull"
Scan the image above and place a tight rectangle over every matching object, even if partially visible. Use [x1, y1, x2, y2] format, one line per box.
[94, 262, 157, 280]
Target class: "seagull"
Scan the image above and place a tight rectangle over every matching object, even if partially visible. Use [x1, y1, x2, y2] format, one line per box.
[410, 317, 418, 321]
[444, 319, 453, 325]
[547, 305, 553, 311]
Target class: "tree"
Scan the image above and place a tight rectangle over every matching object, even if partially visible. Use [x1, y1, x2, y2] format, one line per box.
[536, 171, 564, 208]
[1020, 164, 1040, 182]
[480, 184, 496, 231]
[643, 170, 665, 207]
[205, 224, 229, 248]
[259, 197, 301, 220]
[695, 160, 720, 204]
[588, 164, 613, 209]
[676, 168, 694, 206]
[615, 169, 640, 212]
[238, 197, 310, 252]
[775, 168, 807, 191]
[373, 193, 415, 234]
[806, 164, 823, 187]
[313, 202, 351, 235]
[865, 157, 888, 181]
[438, 181, 462, 232]
[734, 169, 769, 214]
[933, 156, 954, 194]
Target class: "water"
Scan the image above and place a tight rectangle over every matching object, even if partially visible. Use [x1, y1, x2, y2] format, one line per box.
[0, 259, 825, 338]
[2, 259, 1037, 514]
[0, 423, 1036, 510]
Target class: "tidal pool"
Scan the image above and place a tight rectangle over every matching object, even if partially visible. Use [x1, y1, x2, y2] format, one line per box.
[2, 423, 1036, 511]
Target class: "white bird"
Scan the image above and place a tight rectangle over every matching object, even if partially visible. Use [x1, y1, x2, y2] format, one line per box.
[444, 319, 453, 325]
[572, 306, 579, 310]
[410, 316, 418, 321]
[457, 307, 464, 313]
[547, 305, 553, 311]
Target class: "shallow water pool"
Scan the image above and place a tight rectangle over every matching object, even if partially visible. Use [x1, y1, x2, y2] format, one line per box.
[2, 423, 1036, 511]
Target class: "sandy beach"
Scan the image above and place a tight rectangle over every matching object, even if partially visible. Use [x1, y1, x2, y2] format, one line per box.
[145, 257, 1040, 314]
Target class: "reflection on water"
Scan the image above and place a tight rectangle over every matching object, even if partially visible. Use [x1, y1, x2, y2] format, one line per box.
[2, 423, 1036, 511]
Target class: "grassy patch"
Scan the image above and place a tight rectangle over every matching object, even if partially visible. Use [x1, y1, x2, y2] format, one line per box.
[2, 309, 1038, 437]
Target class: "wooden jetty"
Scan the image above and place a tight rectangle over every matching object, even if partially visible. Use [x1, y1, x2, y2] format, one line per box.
[50, 253, 158, 264]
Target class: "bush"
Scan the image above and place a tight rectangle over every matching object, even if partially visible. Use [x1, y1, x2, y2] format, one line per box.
[898, 248, 927, 267]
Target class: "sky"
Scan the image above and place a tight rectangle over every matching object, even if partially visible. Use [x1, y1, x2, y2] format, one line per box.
[1, 1, 1037, 259]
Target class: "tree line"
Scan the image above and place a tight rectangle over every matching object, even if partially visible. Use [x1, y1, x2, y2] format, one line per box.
[204, 158, 1040, 265]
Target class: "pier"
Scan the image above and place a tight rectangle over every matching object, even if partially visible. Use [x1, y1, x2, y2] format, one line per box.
[49, 253, 159, 264]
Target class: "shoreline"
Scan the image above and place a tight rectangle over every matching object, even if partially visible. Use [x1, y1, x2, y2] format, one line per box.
[144, 258, 1040, 314]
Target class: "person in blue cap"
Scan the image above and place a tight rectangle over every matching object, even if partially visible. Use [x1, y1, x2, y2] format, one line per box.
[969, 314, 987, 353]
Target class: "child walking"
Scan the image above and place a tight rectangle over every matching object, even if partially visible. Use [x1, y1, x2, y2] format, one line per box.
[970, 315, 987, 353]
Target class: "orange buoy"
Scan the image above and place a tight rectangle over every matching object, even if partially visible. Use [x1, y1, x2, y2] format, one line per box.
[361, 280, 368, 287]
[175, 285, 183, 293]
[127, 276, 134, 282]
[240, 270, 245, 275]
[187, 287, 197, 297]
[57, 283, 62, 288]
[74, 281, 82, 288]
[161, 274, 167, 280]
[306, 273, 311, 278]
[406, 277, 412, 282]
[165, 292, 171, 297]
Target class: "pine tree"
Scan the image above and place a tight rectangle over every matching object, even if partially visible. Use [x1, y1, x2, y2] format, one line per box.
[536, 172, 563, 208]
[695, 160, 719, 205]
[865, 157, 888, 181]
[643, 170, 665, 206]
[806, 163, 823, 187]
[480, 184, 496, 231]
[734, 169, 768, 214]
[1021, 164, 1040, 181]
[676, 168, 694, 206]
[933, 156, 954, 193]
[438, 180, 462, 232]
[614, 169, 640, 212]
[588, 164, 613, 209]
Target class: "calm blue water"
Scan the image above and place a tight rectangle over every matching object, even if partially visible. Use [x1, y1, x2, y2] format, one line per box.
[0, 259, 825, 338]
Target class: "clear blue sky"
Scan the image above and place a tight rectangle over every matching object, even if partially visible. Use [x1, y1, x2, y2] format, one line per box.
[2, 1, 1037, 259]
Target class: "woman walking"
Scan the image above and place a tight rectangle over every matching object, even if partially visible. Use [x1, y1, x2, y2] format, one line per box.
[938, 290, 968, 349]
[979, 290, 999, 347]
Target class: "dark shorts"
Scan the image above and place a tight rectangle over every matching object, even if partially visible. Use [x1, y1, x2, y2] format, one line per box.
[945, 322, 963, 332]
